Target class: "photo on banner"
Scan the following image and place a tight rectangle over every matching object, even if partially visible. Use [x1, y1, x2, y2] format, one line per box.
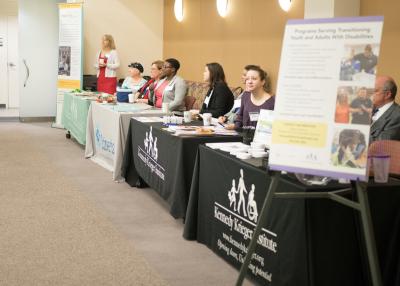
[269, 16, 384, 181]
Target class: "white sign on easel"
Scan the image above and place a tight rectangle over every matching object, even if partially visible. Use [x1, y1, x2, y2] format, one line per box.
[269, 16, 383, 181]
[253, 109, 274, 147]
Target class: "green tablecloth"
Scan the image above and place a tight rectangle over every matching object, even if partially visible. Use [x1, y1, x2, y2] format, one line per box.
[61, 93, 94, 145]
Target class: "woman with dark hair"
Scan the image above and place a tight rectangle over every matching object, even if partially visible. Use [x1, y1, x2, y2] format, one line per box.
[199, 63, 234, 118]
[151, 58, 187, 111]
[234, 66, 275, 129]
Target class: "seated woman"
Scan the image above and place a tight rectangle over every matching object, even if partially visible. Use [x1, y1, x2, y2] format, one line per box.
[199, 63, 234, 118]
[119, 62, 147, 93]
[234, 66, 275, 129]
[134, 60, 164, 104]
[219, 64, 260, 124]
[150, 58, 188, 112]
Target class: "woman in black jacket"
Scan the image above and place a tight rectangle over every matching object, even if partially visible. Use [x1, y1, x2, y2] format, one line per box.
[200, 62, 234, 118]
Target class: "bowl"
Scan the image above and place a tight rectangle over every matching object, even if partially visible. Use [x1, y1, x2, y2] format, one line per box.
[251, 142, 266, 149]
[251, 151, 268, 158]
[248, 148, 265, 154]
[236, 152, 252, 160]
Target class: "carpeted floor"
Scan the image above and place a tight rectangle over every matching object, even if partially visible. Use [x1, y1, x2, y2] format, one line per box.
[0, 129, 167, 285]
[0, 122, 252, 286]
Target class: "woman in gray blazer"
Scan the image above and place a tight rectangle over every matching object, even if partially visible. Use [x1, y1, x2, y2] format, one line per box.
[151, 58, 188, 112]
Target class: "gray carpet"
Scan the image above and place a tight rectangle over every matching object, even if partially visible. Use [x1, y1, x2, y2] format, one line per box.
[0, 128, 167, 285]
[0, 122, 252, 286]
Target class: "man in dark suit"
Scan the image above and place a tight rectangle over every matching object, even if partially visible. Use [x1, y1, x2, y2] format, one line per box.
[370, 76, 400, 142]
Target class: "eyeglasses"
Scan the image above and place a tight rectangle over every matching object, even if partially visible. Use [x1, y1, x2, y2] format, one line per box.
[163, 65, 173, 69]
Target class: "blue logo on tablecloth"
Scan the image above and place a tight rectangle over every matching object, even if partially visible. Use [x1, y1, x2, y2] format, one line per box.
[95, 127, 115, 155]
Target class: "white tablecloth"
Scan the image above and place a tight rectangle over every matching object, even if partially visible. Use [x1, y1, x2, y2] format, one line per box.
[85, 102, 165, 181]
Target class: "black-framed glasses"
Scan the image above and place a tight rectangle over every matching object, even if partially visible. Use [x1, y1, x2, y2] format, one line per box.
[163, 65, 173, 69]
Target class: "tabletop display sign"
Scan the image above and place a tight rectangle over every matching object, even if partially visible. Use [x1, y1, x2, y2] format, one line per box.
[269, 16, 383, 181]
[253, 109, 274, 147]
[54, 3, 83, 128]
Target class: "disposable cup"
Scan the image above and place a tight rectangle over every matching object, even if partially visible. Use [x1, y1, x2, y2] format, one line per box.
[203, 113, 212, 126]
[372, 155, 390, 183]
[128, 93, 134, 103]
[184, 111, 192, 123]
[162, 102, 170, 113]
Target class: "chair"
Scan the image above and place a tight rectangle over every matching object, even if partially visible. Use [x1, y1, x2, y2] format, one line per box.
[184, 96, 196, 111]
[368, 140, 400, 175]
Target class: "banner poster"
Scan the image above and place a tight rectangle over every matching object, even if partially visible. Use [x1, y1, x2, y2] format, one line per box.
[54, 3, 83, 128]
[269, 16, 383, 181]
[57, 3, 83, 91]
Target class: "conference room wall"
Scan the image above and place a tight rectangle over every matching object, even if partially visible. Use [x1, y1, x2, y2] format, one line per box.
[163, 0, 305, 92]
[83, 0, 164, 79]
[361, 0, 400, 103]
[164, 0, 400, 102]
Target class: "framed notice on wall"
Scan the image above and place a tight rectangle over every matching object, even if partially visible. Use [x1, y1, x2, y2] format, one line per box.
[269, 16, 383, 181]
[54, 3, 83, 128]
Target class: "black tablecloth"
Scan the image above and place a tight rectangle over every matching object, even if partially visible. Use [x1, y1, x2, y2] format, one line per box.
[184, 145, 400, 286]
[121, 118, 242, 219]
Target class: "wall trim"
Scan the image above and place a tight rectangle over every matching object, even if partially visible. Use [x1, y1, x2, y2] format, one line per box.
[19, 116, 55, 122]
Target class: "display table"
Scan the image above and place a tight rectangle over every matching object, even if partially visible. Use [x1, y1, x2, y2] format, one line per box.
[184, 145, 400, 286]
[61, 92, 95, 145]
[121, 119, 242, 219]
[85, 102, 165, 181]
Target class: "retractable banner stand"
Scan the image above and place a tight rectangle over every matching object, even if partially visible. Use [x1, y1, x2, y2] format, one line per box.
[269, 16, 383, 181]
[53, 3, 83, 128]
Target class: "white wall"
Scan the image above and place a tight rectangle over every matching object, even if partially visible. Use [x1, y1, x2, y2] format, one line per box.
[19, 0, 61, 117]
[83, 0, 164, 78]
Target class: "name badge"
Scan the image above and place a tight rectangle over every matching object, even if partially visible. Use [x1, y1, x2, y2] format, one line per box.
[249, 112, 260, 122]
[165, 84, 174, 91]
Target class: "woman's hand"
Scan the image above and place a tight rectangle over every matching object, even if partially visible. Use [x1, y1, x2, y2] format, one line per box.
[218, 116, 227, 124]
[224, 123, 235, 130]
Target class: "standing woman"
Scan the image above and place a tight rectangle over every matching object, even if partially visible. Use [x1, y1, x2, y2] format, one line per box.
[200, 63, 234, 118]
[95, 34, 120, 95]
[234, 66, 275, 129]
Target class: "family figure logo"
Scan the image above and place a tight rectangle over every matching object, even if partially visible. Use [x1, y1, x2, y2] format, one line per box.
[137, 126, 165, 181]
[143, 126, 158, 160]
[228, 169, 258, 223]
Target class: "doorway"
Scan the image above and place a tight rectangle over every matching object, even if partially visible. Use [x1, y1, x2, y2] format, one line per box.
[0, 14, 19, 120]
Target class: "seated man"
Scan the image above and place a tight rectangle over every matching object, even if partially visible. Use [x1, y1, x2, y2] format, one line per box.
[370, 76, 400, 142]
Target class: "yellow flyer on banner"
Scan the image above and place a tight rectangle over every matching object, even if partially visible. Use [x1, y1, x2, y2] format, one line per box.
[269, 16, 384, 181]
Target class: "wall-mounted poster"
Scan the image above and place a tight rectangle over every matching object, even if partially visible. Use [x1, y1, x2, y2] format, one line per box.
[269, 16, 383, 181]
